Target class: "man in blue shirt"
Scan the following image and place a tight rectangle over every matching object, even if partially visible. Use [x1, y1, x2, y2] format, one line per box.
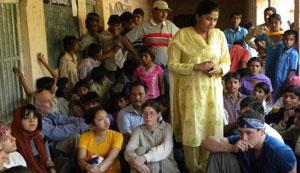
[34, 89, 89, 155]
[202, 111, 297, 173]
[117, 80, 148, 143]
[224, 12, 248, 48]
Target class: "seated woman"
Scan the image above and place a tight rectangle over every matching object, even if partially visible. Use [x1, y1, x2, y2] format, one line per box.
[11, 105, 56, 173]
[78, 106, 123, 173]
[125, 101, 179, 173]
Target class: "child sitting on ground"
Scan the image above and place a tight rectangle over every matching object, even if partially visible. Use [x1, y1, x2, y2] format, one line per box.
[274, 106, 300, 156]
[69, 80, 90, 117]
[55, 77, 73, 116]
[265, 85, 300, 129]
[253, 82, 273, 116]
[223, 72, 246, 136]
[109, 92, 130, 120]
[89, 67, 113, 104]
[240, 57, 273, 95]
[78, 43, 103, 81]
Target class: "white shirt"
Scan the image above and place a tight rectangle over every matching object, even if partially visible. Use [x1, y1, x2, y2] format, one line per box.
[4, 151, 27, 169]
[264, 123, 284, 143]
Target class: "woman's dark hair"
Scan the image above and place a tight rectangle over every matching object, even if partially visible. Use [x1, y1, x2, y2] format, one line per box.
[283, 30, 298, 42]
[63, 35, 78, 52]
[269, 13, 281, 22]
[55, 77, 69, 97]
[224, 72, 241, 82]
[247, 57, 262, 67]
[36, 77, 54, 91]
[88, 43, 101, 58]
[195, 0, 219, 17]
[133, 8, 144, 17]
[20, 104, 42, 131]
[85, 106, 105, 124]
[254, 82, 270, 94]
[139, 46, 155, 60]
[142, 100, 161, 113]
[191, 1, 219, 26]
[264, 6, 277, 14]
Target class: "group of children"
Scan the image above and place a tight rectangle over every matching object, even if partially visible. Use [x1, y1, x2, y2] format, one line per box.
[223, 8, 300, 168]
[0, 7, 173, 173]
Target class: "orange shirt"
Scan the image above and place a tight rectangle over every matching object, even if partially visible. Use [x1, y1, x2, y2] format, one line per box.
[229, 44, 250, 72]
[79, 130, 123, 173]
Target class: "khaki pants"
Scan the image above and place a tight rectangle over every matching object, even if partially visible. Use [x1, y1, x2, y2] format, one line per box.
[55, 134, 80, 157]
[183, 145, 209, 173]
[206, 152, 241, 173]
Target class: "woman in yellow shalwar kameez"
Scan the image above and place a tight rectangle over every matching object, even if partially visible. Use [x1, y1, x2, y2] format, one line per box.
[168, 1, 230, 173]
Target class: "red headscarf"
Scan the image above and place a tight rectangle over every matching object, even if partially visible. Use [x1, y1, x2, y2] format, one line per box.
[12, 105, 48, 173]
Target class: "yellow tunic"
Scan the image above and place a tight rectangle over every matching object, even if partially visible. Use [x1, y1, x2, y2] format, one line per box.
[168, 27, 230, 147]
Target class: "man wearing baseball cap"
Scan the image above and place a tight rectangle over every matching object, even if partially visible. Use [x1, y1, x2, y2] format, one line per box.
[122, 0, 179, 94]
[202, 111, 297, 173]
[123, 0, 178, 65]
[152, 0, 172, 12]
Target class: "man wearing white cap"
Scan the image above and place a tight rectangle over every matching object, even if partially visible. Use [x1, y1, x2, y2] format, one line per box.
[122, 0, 179, 66]
[122, 0, 179, 95]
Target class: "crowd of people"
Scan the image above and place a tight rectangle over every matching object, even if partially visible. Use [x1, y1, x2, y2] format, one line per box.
[0, 0, 299, 172]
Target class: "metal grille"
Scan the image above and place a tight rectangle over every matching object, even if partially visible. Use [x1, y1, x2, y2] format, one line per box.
[0, 3, 22, 120]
